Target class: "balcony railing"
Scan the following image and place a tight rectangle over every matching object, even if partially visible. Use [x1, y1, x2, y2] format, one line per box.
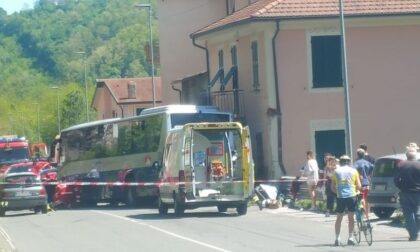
[199, 89, 245, 121]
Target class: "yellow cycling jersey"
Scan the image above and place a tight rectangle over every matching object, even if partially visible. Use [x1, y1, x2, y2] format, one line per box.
[331, 165, 359, 198]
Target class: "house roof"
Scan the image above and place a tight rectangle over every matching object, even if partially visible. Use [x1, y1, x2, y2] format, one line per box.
[95, 77, 162, 105]
[192, 0, 420, 38]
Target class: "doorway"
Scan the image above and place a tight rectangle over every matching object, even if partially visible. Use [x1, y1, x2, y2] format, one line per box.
[315, 129, 345, 168]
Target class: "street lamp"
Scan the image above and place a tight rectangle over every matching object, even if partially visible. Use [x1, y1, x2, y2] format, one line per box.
[32, 102, 41, 143]
[135, 2, 156, 107]
[51, 86, 61, 133]
[339, 0, 353, 158]
[75, 51, 90, 122]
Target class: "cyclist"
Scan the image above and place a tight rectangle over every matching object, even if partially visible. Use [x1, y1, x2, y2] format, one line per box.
[353, 148, 374, 218]
[331, 155, 362, 246]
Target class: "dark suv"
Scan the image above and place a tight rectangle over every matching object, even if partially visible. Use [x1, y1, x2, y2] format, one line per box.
[368, 153, 419, 219]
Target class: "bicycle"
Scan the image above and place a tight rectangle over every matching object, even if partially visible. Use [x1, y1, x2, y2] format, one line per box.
[353, 194, 373, 246]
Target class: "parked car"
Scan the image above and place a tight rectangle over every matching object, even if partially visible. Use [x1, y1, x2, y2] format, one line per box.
[368, 153, 420, 219]
[4, 162, 34, 174]
[0, 172, 48, 216]
[3, 161, 53, 175]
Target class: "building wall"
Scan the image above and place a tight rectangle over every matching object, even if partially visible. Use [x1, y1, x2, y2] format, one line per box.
[157, 0, 227, 105]
[198, 16, 420, 177]
[277, 21, 420, 175]
[205, 22, 281, 179]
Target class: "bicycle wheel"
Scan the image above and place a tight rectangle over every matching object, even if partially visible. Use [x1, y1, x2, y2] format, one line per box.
[354, 220, 361, 244]
[363, 217, 373, 246]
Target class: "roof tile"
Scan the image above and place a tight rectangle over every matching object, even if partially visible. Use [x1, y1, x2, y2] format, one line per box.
[96, 77, 162, 104]
[193, 0, 420, 37]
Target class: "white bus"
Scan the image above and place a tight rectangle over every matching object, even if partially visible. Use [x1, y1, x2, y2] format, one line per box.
[56, 105, 232, 206]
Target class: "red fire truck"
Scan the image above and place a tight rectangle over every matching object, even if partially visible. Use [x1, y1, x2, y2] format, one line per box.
[0, 135, 31, 174]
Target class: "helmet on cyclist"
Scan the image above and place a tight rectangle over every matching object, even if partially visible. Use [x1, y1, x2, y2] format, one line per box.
[339, 155, 351, 166]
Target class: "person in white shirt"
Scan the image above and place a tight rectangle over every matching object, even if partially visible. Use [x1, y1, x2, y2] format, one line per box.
[303, 150, 319, 210]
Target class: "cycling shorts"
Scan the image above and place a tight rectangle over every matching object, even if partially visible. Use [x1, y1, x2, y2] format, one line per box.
[361, 187, 369, 201]
[336, 196, 357, 214]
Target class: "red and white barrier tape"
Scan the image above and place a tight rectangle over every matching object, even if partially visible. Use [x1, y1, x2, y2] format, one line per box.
[0, 177, 328, 187]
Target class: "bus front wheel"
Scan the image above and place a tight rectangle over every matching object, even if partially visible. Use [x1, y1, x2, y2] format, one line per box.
[158, 196, 169, 215]
[126, 187, 138, 207]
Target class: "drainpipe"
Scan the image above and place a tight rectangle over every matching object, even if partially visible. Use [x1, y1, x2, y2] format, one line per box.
[192, 37, 211, 105]
[171, 80, 182, 103]
[272, 20, 286, 175]
[119, 105, 124, 118]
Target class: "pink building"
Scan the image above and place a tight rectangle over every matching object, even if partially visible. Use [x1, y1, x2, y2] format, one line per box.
[159, 0, 420, 178]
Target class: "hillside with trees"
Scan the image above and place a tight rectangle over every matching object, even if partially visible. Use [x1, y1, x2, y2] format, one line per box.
[0, 0, 158, 145]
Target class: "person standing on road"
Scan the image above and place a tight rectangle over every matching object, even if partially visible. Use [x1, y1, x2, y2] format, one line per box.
[353, 148, 374, 217]
[303, 150, 319, 211]
[325, 154, 338, 217]
[393, 147, 420, 241]
[359, 144, 375, 164]
[331, 155, 361, 246]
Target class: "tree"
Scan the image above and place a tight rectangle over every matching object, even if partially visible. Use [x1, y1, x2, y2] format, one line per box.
[61, 90, 85, 128]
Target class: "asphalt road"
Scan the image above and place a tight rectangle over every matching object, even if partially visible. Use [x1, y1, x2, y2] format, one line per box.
[0, 204, 418, 252]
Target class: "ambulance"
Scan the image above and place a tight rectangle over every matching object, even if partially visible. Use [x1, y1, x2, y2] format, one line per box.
[157, 122, 252, 216]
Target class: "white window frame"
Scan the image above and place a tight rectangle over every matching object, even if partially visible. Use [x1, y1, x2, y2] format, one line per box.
[306, 28, 343, 93]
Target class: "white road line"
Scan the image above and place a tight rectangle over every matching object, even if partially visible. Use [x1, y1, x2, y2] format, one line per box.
[0, 226, 16, 252]
[92, 210, 231, 252]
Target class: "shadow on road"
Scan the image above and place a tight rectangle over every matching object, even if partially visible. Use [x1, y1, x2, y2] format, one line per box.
[127, 210, 241, 221]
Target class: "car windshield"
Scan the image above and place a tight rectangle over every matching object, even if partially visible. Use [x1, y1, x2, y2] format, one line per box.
[5, 175, 40, 188]
[373, 158, 402, 177]
[0, 147, 30, 164]
[8, 165, 33, 174]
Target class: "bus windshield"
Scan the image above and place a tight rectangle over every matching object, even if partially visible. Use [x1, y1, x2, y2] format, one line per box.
[171, 113, 230, 128]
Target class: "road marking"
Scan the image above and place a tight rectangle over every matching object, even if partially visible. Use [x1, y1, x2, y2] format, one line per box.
[92, 210, 231, 252]
[0, 226, 16, 252]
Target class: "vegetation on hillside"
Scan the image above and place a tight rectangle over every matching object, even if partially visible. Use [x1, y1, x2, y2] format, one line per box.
[0, 0, 159, 145]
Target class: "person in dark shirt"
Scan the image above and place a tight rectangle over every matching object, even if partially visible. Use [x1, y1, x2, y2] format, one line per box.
[354, 148, 374, 217]
[359, 144, 375, 164]
[394, 147, 420, 241]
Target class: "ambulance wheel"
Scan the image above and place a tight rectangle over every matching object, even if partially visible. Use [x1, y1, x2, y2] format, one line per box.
[173, 193, 185, 216]
[217, 206, 228, 213]
[158, 197, 168, 215]
[236, 204, 247, 215]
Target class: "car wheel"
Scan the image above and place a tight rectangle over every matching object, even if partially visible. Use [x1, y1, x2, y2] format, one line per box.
[372, 207, 395, 219]
[41, 205, 48, 214]
[158, 196, 169, 215]
[173, 193, 185, 216]
[236, 203, 247, 216]
[217, 206, 228, 213]
[34, 206, 41, 213]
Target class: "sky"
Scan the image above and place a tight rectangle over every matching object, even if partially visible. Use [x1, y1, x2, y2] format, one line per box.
[0, 0, 34, 14]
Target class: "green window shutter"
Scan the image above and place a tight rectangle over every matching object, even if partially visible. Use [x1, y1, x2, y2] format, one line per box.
[311, 35, 342, 88]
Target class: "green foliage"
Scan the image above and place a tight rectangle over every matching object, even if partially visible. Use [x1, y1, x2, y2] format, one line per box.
[0, 0, 159, 147]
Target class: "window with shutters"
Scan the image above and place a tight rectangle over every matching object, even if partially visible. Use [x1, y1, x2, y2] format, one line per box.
[311, 35, 342, 88]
